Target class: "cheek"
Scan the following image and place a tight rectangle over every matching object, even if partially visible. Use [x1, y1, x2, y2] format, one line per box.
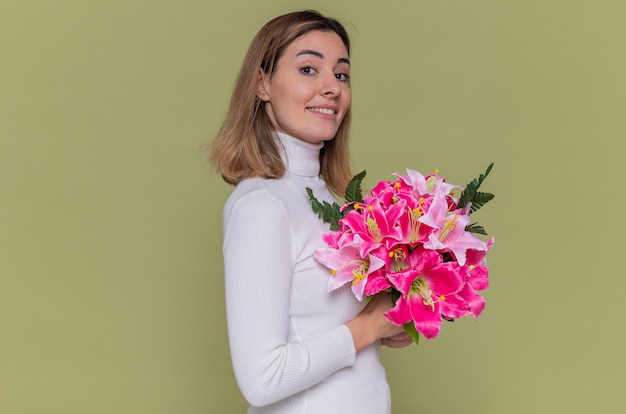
[341, 89, 352, 108]
[291, 83, 317, 103]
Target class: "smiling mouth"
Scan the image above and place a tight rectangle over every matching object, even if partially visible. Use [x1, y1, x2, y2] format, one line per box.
[308, 107, 336, 115]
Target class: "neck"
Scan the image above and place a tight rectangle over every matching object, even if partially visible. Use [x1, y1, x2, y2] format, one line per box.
[276, 132, 323, 178]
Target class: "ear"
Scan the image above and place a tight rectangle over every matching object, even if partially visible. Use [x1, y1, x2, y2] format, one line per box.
[256, 69, 270, 102]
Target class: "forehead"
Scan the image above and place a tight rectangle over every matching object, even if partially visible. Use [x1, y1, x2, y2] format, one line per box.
[285, 30, 349, 57]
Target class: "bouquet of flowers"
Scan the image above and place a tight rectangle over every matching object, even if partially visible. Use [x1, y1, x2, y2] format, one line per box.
[307, 164, 495, 345]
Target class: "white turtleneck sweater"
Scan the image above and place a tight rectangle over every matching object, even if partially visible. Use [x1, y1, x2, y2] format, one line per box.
[222, 133, 391, 413]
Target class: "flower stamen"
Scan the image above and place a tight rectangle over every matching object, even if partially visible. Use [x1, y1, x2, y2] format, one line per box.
[410, 277, 435, 311]
[351, 261, 370, 285]
[389, 248, 408, 272]
[366, 217, 382, 243]
[408, 197, 425, 243]
[438, 214, 458, 242]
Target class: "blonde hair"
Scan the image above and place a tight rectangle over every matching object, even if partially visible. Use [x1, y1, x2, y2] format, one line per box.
[208, 10, 353, 196]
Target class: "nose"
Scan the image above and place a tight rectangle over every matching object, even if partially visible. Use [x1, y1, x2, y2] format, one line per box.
[320, 74, 341, 97]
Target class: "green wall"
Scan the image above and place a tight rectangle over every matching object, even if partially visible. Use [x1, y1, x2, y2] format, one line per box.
[2, 1, 625, 413]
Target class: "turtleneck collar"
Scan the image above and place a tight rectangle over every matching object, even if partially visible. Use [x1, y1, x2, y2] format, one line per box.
[276, 132, 323, 178]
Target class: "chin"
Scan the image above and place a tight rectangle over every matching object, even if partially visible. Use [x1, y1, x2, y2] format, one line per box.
[315, 136, 337, 144]
[315, 130, 340, 143]
[294, 134, 336, 144]
[287, 127, 340, 144]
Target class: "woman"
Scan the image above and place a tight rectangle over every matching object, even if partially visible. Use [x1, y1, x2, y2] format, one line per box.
[210, 10, 411, 413]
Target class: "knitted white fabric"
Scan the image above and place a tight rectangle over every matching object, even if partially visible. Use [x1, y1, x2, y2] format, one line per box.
[222, 133, 390, 413]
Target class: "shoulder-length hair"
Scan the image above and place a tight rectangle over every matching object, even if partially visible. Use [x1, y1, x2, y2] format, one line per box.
[208, 10, 353, 196]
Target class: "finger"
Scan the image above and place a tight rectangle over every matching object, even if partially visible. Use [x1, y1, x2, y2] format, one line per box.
[382, 338, 410, 348]
[387, 332, 410, 341]
[381, 334, 414, 348]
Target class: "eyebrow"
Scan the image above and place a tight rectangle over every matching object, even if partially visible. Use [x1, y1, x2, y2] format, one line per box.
[296, 49, 351, 66]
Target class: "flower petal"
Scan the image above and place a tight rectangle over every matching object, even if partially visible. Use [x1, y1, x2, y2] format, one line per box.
[364, 270, 392, 296]
[422, 262, 465, 296]
[407, 294, 443, 339]
[387, 268, 419, 295]
[457, 284, 486, 318]
[384, 296, 412, 326]
[439, 293, 472, 319]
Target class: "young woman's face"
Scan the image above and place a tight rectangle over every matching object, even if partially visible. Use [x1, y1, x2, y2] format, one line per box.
[258, 30, 351, 144]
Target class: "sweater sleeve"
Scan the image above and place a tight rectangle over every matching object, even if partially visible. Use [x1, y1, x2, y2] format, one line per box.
[223, 189, 356, 407]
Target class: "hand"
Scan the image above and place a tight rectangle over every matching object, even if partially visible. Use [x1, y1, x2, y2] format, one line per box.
[381, 331, 413, 348]
[346, 292, 406, 352]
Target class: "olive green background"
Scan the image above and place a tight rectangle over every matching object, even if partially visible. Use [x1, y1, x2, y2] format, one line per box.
[2, 1, 625, 413]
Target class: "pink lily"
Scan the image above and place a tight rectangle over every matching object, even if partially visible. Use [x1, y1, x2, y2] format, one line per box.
[321, 231, 342, 249]
[455, 266, 489, 318]
[419, 192, 487, 266]
[313, 234, 386, 301]
[455, 238, 494, 317]
[392, 192, 434, 246]
[339, 197, 405, 258]
[369, 179, 398, 202]
[440, 238, 493, 318]
[363, 269, 393, 297]
[396, 169, 460, 198]
[384, 248, 465, 339]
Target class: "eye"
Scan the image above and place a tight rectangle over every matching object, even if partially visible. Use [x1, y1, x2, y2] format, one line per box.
[299, 66, 318, 75]
[335, 73, 350, 82]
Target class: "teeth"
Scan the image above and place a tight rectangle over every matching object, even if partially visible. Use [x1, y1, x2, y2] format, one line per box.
[309, 107, 336, 115]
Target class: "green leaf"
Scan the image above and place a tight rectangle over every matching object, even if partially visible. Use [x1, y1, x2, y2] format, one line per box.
[466, 222, 488, 235]
[458, 162, 494, 212]
[403, 322, 420, 346]
[306, 187, 343, 230]
[469, 191, 495, 213]
[344, 170, 367, 204]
